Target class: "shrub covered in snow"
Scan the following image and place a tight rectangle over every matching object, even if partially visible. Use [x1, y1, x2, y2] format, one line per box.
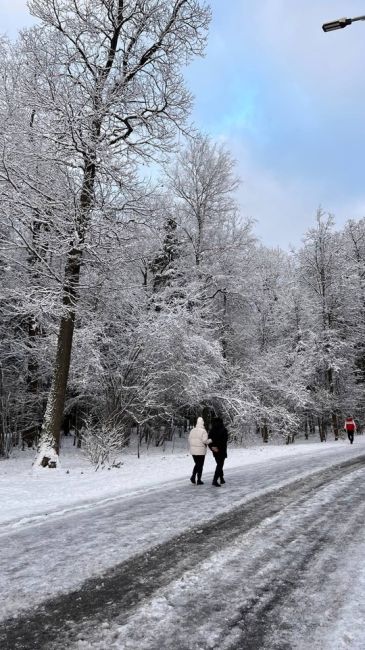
[81, 417, 127, 469]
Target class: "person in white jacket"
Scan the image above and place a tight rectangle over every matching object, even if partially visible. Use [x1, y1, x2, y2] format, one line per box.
[188, 417, 212, 485]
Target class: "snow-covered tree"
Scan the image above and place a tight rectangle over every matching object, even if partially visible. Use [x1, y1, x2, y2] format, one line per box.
[0, 0, 211, 466]
[298, 211, 357, 440]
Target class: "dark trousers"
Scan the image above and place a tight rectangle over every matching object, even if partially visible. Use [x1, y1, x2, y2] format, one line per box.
[192, 455, 205, 481]
[213, 453, 225, 483]
[347, 431, 354, 444]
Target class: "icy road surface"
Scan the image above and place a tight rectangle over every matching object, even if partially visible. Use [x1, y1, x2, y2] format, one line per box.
[1, 443, 365, 649]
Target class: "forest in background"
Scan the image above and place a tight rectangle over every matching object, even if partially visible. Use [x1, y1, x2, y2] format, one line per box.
[1, 1, 365, 464]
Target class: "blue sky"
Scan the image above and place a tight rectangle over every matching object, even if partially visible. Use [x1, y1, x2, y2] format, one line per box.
[2, 1, 365, 248]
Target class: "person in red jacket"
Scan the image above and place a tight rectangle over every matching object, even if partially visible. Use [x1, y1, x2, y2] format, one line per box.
[344, 416, 357, 444]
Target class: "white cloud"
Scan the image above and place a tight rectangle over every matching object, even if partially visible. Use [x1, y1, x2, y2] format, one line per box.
[232, 142, 320, 248]
[187, 1, 365, 248]
[226, 136, 365, 249]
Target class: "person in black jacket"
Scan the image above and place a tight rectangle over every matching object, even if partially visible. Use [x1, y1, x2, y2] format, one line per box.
[209, 416, 228, 487]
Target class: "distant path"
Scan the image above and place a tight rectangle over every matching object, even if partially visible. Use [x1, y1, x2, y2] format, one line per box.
[1, 453, 365, 649]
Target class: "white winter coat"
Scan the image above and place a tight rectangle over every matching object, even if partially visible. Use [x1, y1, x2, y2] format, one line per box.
[189, 417, 211, 455]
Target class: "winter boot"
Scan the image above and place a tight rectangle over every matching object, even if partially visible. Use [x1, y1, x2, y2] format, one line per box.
[197, 479, 204, 485]
[190, 476, 196, 484]
[212, 481, 221, 487]
[220, 477, 226, 484]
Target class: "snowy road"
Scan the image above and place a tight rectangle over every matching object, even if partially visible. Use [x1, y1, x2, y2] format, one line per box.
[1, 444, 365, 649]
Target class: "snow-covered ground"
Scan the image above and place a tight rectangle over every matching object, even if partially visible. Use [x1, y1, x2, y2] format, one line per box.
[1, 435, 363, 528]
[1, 435, 365, 649]
[72, 468, 365, 650]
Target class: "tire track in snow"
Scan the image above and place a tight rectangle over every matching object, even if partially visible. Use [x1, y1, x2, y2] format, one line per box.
[1, 454, 365, 650]
[222, 473, 365, 650]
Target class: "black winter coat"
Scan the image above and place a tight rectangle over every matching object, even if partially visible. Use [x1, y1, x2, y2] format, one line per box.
[209, 421, 228, 458]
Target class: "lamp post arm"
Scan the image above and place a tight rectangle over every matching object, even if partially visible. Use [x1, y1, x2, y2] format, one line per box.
[351, 15, 365, 23]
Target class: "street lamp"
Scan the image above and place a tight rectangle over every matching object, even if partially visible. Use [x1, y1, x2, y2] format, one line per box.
[322, 15, 365, 32]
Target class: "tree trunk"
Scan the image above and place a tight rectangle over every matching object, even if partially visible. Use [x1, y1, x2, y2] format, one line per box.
[221, 290, 228, 359]
[318, 417, 327, 442]
[309, 414, 316, 436]
[331, 412, 339, 441]
[35, 148, 96, 466]
[304, 417, 308, 440]
[39, 312, 75, 458]
[35, 247, 82, 467]
[262, 423, 269, 443]
[327, 367, 339, 440]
